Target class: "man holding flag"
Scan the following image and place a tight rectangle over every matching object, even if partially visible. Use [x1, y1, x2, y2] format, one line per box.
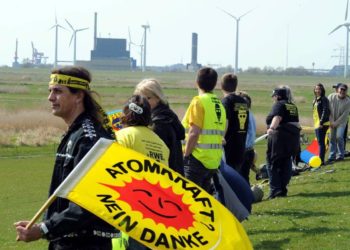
[14, 66, 118, 250]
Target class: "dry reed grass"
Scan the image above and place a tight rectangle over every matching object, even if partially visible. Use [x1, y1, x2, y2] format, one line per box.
[15, 127, 62, 146]
[0, 109, 65, 146]
[294, 95, 307, 104]
[0, 86, 29, 94]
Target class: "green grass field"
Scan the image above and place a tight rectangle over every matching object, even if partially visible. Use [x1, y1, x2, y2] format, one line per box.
[1, 68, 350, 249]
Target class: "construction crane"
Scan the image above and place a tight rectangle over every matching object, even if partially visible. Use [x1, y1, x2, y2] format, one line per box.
[12, 39, 19, 67]
[31, 42, 47, 65]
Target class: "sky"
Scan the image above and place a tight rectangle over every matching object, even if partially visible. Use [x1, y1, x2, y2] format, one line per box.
[0, 0, 348, 70]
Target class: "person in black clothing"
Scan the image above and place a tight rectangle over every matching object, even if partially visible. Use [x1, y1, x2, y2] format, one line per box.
[134, 78, 185, 175]
[15, 66, 118, 250]
[266, 87, 300, 199]
[220, 73, 249, 171]
[313, 83, 330, 165]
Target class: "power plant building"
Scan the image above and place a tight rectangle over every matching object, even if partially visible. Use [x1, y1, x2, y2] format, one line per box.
[77, 13, 136, 70]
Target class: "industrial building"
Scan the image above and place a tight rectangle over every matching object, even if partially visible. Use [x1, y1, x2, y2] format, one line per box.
[76, 13, 136, 70]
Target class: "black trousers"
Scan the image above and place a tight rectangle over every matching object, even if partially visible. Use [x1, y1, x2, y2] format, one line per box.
[49, 237, 112, 250]
[184, 154, 217, 195]
[239, 148, 255, 185]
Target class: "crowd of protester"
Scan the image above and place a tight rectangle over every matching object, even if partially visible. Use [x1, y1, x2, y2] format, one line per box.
[14, 66, 350, 250]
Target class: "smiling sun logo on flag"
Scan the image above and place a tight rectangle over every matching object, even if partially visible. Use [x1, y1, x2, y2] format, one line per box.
[100, 179, 195, 230]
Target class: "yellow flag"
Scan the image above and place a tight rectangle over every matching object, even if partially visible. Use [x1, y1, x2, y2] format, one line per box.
[55, 139, 252, 250]
[107, 109, 123, 134]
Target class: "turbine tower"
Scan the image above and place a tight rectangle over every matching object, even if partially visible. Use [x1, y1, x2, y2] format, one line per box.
[220, 8, 253, 74]
[50, 15, 65, 68]
[141, 24, 150, 72]
[329, 0, 350, 78]
[65, 19, 88, 65]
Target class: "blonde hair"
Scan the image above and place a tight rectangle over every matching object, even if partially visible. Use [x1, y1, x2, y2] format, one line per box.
[134, 79, 168, 105]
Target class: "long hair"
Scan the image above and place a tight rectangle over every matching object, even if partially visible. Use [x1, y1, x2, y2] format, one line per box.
[314, 83, 326, 97]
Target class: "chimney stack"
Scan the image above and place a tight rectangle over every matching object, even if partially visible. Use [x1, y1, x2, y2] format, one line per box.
[191, 33, 198, 66]
[94, 12, 97, 50]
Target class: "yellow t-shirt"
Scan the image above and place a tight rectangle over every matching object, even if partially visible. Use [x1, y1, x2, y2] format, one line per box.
[313, 101, 320, 128]
[185, 96, 205, 128]
[116, 126, 169, 166]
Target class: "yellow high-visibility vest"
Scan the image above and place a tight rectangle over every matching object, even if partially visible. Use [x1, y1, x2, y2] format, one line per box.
[183, 93, 226, 169]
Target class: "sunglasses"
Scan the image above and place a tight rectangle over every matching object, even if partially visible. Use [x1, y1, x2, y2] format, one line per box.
[340, 88, 347, 91]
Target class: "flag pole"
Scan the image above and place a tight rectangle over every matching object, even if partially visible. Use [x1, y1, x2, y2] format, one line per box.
[25, 194, 57, 229]
[254, 133, 268, 144]
[16, 194, 57, 241]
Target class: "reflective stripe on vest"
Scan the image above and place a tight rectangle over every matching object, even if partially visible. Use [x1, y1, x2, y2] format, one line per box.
[185, 128, 225, 136]
[181, 140, 223, 149]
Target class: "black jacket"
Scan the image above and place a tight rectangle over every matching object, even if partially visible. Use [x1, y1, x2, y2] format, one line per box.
[266, 101, 300, 164]
[221, 93, 249, 169]
[151, 103, 185, 175]
[313, 96, 330, 126]
[44, 112, 118, 242]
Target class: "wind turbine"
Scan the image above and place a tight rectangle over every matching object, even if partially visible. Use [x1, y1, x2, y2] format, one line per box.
[128, 27, 143, 70]
[219, 8, 253, 74]
[65, 19, 88, 65]
[329, 0, 350, 78]
[141, 24, 150, 72]
[50, 15, 66, 68]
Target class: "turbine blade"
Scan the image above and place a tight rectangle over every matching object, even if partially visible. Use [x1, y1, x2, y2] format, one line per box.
[140, 32, 145, 45]
[329, 24, 345, 35]
[65, 19, 74, 30]
[128, 26, 132, 42]
[346, 0, 349, 20]
[217, 7, 238, 20]
[57, 24, 67, 31]
[69, 34, 74, 46]
[77, 27, 89, 32]
[239, 8, 255, 19]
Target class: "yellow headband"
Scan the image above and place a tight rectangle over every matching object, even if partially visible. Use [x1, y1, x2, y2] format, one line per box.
[49, 74, 90, 90]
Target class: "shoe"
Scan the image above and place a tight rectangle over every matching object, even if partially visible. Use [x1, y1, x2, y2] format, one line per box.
[268, 190, 284, 199]
[325, 159, 335, 165]
[335, 157, 344, 162]
[344, 151, 350, 157]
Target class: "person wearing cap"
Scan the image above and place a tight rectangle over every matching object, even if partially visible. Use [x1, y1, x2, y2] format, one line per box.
[14, 66, 118, 249]
[313, 83, 330, 166]
[333, 83, 350, 157]
[326, 83, 350, 163]
[266, 87, 300, 199]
